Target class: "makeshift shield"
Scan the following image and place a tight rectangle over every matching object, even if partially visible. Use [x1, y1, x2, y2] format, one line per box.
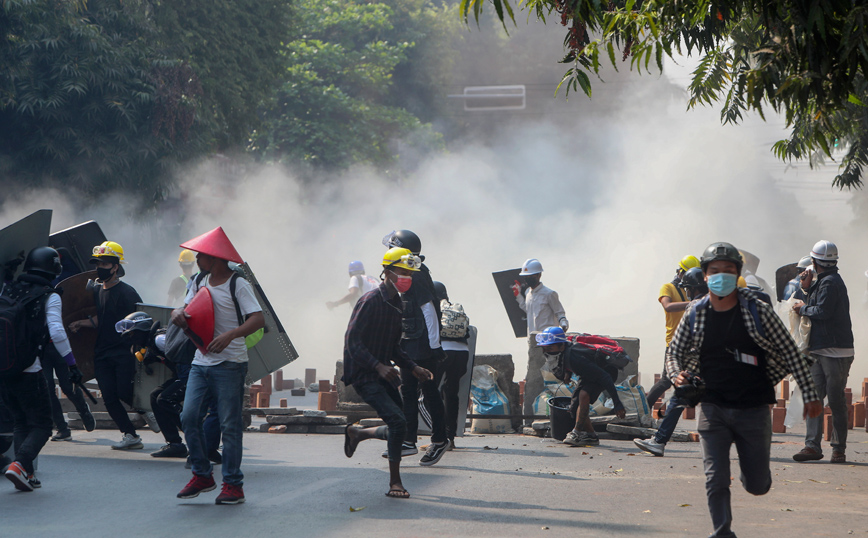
[49, 221, 107, 273]
[0, 209, 52, 280]
[59, 271, 98, 382]
[185, 287, 215, 353]
[492, 268, 527, 338]
[775, 263, 800, 302]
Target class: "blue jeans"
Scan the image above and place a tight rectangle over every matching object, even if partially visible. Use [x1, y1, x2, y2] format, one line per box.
[181, 361, 247, 486]
[697, 403, 772, 538]
[654, 397, 685, 444]
[354, 380, 406, 462]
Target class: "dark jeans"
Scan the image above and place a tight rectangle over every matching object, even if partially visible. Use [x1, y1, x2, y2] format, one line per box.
[697, 403, 772, 538]
[645, 367, 672, 409]
[42, 345, 90, 432]
[401, 357, 446, 444]
[0, 396, 12, 458]
[654, 397, 684, 444]
[354, 380, 406, 463]
[568, 359, 620, 418]
[94, 353, 137, 436]
[441, 350, 469, 440]
[151, 363, 190, 445]
[805, 354, 853, 452]
[181, 362, 246, 485]
[0, 372, 53, 474]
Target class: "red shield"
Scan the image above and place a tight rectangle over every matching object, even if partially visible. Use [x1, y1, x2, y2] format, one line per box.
[186, 287, 215, 353]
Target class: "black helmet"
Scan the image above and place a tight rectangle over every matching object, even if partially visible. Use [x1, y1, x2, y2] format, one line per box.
[115, 312, 153, 339]
[700, 242, 743, 272]
[680, 267, 705, 289]
[24, 247, 62, 279]
[432, 281, 448, 302]
[382, 229, 421, 255]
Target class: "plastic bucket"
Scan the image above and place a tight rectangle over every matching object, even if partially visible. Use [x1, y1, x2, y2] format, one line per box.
[547, 396, 573, 441]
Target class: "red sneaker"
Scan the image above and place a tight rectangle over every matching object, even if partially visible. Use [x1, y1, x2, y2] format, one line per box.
[177, 473, 216, 499]
[215, 482, 245, 505]
[5, 461, 34, 492]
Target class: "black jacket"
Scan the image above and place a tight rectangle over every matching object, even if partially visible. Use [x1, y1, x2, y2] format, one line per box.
[803, 268, 853, 351]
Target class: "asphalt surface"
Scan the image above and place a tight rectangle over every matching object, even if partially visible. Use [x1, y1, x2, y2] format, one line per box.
[3, 421, 868, 537]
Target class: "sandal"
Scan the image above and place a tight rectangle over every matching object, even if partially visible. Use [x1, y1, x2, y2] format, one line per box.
[344, 425, 358, 458]
[385, 487, 410, 499]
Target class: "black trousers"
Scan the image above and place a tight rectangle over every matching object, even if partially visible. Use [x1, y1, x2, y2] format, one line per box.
[0, 372, 53, 474]
[150, 363, 190, 445]
[93, 353, 137, 435]
[41, 345, 90, 432]
[441, 350, 469, 440]
[400, 356, 446, 444]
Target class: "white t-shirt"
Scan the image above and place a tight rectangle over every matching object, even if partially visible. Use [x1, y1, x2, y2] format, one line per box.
[348, 274, 378, 296]
[185, 274, 262, 366]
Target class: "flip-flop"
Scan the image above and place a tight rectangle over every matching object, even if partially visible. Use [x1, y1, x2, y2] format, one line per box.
[385, 487, 410, 499]
[344, 425, 356, 458]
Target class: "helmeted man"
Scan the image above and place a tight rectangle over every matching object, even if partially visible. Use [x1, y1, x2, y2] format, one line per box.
[2, 247, 85, 491]
[173, 227, 264, 505]
[326, 261, 379, 310]
[666, 242, 821, 538]
[791, 240, 855, 464]
[167, 249, 197, 307]
[781, 255, 812, 302]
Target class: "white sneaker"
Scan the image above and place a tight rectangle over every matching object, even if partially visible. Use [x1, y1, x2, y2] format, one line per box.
[633, 438, 665, 456]
[141, 411, 160, 433]
[111, 433, 144, 450]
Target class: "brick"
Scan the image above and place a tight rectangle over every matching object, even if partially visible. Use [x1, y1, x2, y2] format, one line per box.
[290, 388, 305, 396]
[274, 370, 284, 392]
[266, 415, 346, 425]
[825, 406, 832, 415]
[688, 432, 700, 442]
[318, 391, 338, 412]
[318, 379, 331, 393]
[268, 425, 287, 434]
[314, 425, 347, 434]
[260, 374, 273, 394]
[848, 404, 855, 429]
[780, 379, 789, 401]
[279, 398, 288, 408]
[256, 393, 270, 408]
[303, 409, 327, 417]
[854, 402, 865, 429]
[654, 373, 661, 385]
[772, 407, 786, 433]
[684, 407, 695, 420]
[862, 380, 868, 400]
[305, 368, 316, 386]
[845, 388, 853, 406]
[284, 379, 295, 390]
[824, 414, 833, 441]
[776, 398, 786, 408]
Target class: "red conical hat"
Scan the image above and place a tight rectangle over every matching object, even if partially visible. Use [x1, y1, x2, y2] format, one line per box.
[180, 227, 243, 263]
[186, 287, 215, 353]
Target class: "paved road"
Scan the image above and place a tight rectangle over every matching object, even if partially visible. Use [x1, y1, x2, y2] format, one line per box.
[4, 423, 867, 537]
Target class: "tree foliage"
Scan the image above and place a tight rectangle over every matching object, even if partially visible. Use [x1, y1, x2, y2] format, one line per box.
[461, 0, 868, 188]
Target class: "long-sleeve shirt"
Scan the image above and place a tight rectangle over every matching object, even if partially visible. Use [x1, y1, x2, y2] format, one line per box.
[665, 288, 819, 404]
[342, 282, 418, 388]
[24, 292, 72, 373]
[516, 283, 567, 333]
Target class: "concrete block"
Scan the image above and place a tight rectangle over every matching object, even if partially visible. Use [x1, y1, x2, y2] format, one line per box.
[318, 391, 338, 412]
[847, 404, 855, 429]
[303, 409, 327, 417]
[268, 425, 287, 433]
[854, 402, 865, 429]
[279, 398, 288, 408]
[824, 414, 833, 441]
[359, 418, 385, 427]
[318, 379, 331, 393]
[261, 407, 299, 415]
[531, 420, 550, 431]
[284, 379, 295, 390]
[266, 415, 347, 425]
[275, 370, 284, 392]
[305, 368, 316, 387]
[286, 425, 312, 434]
[772, 407, 786, 433]
[290, 388, 305, 397]
[314, 425, 347, 434]
[259, 423, 271, 432]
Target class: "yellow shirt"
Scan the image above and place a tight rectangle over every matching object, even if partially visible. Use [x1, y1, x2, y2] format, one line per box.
[659, 282, 687, 346]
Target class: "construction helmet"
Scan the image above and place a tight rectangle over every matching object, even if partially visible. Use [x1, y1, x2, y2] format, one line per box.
[679, 255, 700, 272]
[382, 247, 421, 272]
[90, 241, 126, 264]
[797, 255, 812, 269]
[519, 258, 543, 276]
[178, 249, 196, 264]
[382, 230, 421, 255]
[432, 281, 448, 302]
[810, 240, 838, 262]
[535, 326, 568, 347]
[24, 247, 62, 280]
[700, 242, 743, 272]
[348, 260, 365, 275]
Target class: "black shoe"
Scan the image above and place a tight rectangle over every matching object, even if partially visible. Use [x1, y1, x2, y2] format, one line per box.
[51, 430, 72, 442]
[419, 442, 448, 466]
[151, 443, 188, 458]
[80, 408, 96, 432]
[208, 449, 222, 464]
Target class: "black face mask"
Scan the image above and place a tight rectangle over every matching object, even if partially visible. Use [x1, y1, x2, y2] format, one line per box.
[523, 275, 540, 289]
[96, 267, 114, 282]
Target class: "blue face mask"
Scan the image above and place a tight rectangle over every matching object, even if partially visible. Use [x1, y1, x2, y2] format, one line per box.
[707, 273, 738, 297]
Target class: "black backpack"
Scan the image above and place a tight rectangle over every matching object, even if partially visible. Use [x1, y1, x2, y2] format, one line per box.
[0, 279, 53, 376]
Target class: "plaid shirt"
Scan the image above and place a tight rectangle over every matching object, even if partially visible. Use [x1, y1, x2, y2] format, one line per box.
[342, 282, 417, 388]
[665, 288, 819, 403]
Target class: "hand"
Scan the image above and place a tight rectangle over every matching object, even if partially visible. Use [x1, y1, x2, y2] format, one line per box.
[674, 371, 690, 387]
[375, 363, 400, 383]
[791, 300, 805, 313]
[511, 280, 522, 297]
[615, 408, 626, 419]
[171, 308, 190, 330]
[68, 365, 83, 386]
[800, 268, 814, 287]
[68, 320, 85, 333]
[326, 301, 336, 310]
[804, 399, 823, 419]
[413, 366, 433, 381]
[207, 331, 235, 354]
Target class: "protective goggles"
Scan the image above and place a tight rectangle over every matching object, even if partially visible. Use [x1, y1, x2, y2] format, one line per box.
[392, 254, 422, 270]
[93, 245, 122, 258]
[535, 332, 567, 346]
[115, 317, 152, 333]
[382, 231, 401, 249]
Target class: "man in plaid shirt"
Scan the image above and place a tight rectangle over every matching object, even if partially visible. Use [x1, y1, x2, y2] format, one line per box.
[665, 242, 821, 538]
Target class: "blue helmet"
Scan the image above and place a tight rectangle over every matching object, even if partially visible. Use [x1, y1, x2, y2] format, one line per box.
[535, 326, 567, 346]
[348, 260, 365, 275]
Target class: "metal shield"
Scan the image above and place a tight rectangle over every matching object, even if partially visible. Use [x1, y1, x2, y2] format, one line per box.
[492, 268, 527, 338]
[775, 263, 800, 302]
[0, 209, 52, 279]
[49, 221, 107, 273]
[58, 271, 98, 382]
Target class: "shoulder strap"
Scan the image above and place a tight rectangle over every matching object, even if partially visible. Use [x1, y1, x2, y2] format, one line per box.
[688, 295, 710, 337]
[747, 297, 765, 340]
[229, 273, 243, 326]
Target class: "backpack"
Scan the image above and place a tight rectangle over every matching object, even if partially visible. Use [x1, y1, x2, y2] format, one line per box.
[687, 294, 765, 340]
[0, 280, 53, 376]
[439, 299, 469, 339]
[566, 334, 632, 370]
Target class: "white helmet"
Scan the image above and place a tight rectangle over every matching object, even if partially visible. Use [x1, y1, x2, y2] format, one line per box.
[811, 240, 839, 261]
[519, 258, 543, 276]
[797, 255, 812, 269]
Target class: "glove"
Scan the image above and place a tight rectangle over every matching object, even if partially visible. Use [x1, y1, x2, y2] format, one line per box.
[559, 318, 569, 332]
[68, 365, 83, 386]
[511, 280, 522, 297]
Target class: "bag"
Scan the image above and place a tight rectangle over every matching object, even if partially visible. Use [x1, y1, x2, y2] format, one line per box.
[163, 322, 197, 366]
[0, 281, 51, 376]
[589, 376, 652, 426]
[567, 334, 632, 370]
[784, 297, 811, 352]
[440, 299, 469, 339]
[784, 378, 804, 429]
[469, 365, 512, 434]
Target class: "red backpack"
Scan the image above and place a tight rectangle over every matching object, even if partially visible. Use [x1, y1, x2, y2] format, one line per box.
[566, 333, 632, 370]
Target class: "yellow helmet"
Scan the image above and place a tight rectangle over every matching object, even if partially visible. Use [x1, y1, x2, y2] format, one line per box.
[178, 249, 196, 264]
[382, 247, 421, 272]
[92, 241, 126, 264]
[679, 255, 700, 272]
